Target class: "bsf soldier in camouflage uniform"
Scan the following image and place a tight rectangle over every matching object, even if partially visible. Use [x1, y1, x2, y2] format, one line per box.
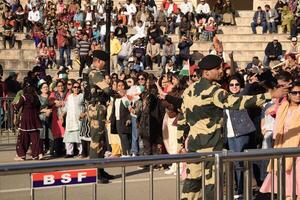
[83, 50, 114, 183]
[87, 88, 112, 183]
[178, 55, 288, 200]
[87, 50, 110, 96]
[88, 90, 107, 159]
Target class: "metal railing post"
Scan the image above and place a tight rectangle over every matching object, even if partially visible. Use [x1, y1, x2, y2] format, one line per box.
[201, 161, 206, 200]
[149, 165, 153, 200]
[215, 154, 224, 200]
[0, 98, 2, 134]
[30, 173, 34, 200]
[278, 156, 286, 200]
[93, 183, 97, 200]
[243, 160, 253, 200]
[62, 186, 66, 200]
[225, 161, 234, 200]
[271, 159, 274, 200]
[176, 162, 180, 200]
[292, 157, 296, 200]
[122, 166, 126, 200]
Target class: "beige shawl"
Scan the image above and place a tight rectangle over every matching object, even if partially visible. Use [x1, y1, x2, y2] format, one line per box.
[269, 101, 300, 172]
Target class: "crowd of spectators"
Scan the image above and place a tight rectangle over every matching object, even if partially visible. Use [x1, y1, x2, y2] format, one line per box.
[1, 0, 238, 72]
[1, 0, 300, 199]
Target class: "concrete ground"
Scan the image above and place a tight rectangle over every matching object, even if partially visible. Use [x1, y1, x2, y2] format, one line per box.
[0, 141, 180, 200]
[0, 134, 271, 200]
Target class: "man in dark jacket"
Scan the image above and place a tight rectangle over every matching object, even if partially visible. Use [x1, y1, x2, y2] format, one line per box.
[263, 38, 283, 67]
[114, 20, 128, 39]
[251, 6, 268, 34]
[177, 35, 193, 68]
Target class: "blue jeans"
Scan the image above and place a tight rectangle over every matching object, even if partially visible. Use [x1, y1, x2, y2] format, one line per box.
[263, 55, 283, 67]
[131, 116, 139, 154]
[161, 55, 176, 67]
[117, 55, 127, 70]
[228, 134, 251, 195]
[251, 21, 268, 34]
[267, 21, 277, 33]
[59, 46, 71, 67]
[46, 36, 54, 47]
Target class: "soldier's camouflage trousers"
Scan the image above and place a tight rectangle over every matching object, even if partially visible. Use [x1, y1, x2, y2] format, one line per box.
[181, 161, 215, 200]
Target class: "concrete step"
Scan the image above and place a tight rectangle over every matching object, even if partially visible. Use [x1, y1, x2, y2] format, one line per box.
[3, 33, 292, 50]
[253, 0, 277, 10]
[187, 41, 291, 51]
[235, 17, 253, 26]
[191, 50, 265, 62]
[219, 25, 285, 34]
[0, 40, 288, 62]
[216, 34, 291, 42]
[236, 10, 255, 18]
[0, 38, 288, 63]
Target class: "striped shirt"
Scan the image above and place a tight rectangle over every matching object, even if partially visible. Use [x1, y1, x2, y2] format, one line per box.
[76, 40, 91, 56]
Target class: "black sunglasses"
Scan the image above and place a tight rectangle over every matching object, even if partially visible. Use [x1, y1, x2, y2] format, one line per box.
[73, 86, 80, 89]
[290, 91, 300, 95]
[229, 83, 240, 87]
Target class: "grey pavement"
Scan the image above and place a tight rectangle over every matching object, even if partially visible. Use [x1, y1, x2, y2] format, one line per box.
[0, 143, 182, 200]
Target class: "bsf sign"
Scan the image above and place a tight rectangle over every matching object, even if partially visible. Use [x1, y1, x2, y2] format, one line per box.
[31, 169, 97, 188]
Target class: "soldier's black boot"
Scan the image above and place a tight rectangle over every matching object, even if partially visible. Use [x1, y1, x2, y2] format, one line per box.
[99, 168, 115, 180]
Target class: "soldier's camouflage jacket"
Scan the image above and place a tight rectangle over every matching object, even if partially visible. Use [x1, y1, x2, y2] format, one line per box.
[178, 77, 271, 153]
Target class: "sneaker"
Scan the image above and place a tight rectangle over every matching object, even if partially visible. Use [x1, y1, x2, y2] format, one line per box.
[131, 153, 137, 157]
[104, 151, 112, 158]
[137, 165, 149, 170]
[67, 65, 73, 70]
[121, 155, 131, 158]
[164, 168, 175, 175]
[234, 194, 243, 199]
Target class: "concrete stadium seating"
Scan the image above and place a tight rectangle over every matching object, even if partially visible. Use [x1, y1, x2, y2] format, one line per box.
[1, 0, 287, 79]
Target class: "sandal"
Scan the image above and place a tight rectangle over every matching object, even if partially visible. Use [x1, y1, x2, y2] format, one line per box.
[14, 156, 25, 161]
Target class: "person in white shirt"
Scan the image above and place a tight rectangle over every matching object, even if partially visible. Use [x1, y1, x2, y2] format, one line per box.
[123, 0, 137, 27]
[97, 0, 105, 15]
[180, 0, 193, 15]
[129, 20, 145, 43]
[99, 20, 106, 45]
[28, 6, 40, 23]
[196, 0, 210, 19]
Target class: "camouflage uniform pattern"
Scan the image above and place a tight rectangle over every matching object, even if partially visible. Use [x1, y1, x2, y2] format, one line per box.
[178, 78, 271, 200]
[88, 68, 104, 87]
[87, 103, 107, 159]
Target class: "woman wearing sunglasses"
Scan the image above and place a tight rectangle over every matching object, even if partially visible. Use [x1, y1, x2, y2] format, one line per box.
[223, 76, 256, 200]
[60, 82, 84, 158]
[260, 81, 300, 199]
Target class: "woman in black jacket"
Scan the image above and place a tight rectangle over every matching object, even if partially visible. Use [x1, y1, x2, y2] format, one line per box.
[224, 76, 256, 199]
[110, 80, 132, 157]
